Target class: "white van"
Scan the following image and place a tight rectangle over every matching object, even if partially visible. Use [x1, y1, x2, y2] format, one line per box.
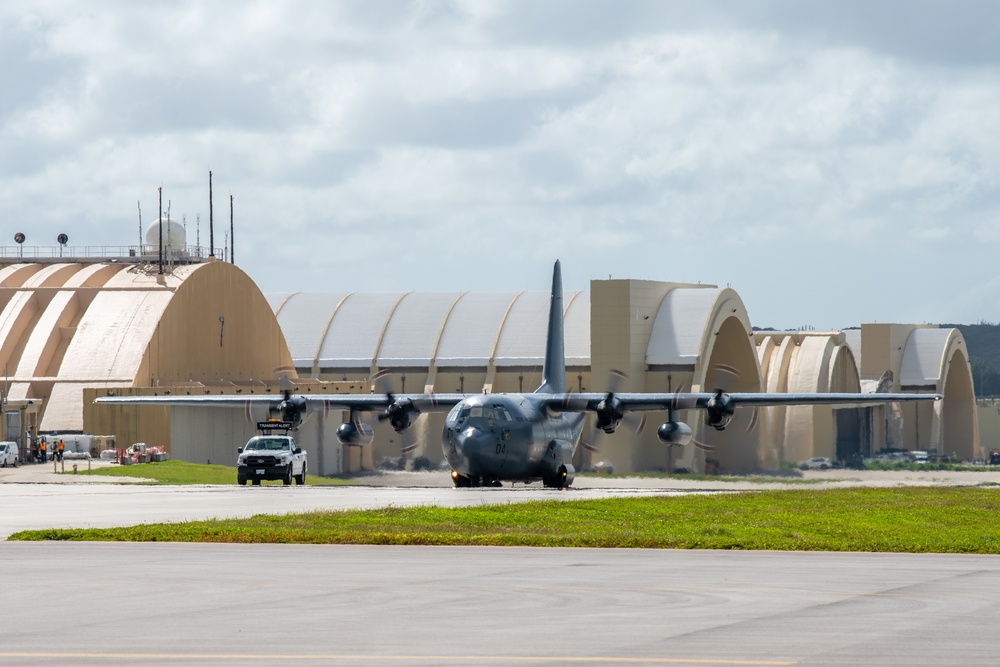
[0, 442, 19, 467]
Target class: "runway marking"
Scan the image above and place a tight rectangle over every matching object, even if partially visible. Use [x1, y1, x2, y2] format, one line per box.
[0, 653, 796, 665]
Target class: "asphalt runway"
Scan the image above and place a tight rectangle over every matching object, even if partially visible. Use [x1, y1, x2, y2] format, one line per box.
[1, 543, 998, 666]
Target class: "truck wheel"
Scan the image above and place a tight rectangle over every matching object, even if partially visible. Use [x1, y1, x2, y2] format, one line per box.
[252, 479, 261, 486]
[238, 477, 247, 486]
[283, 466, 292, 485]
[295, 464, 306, 485]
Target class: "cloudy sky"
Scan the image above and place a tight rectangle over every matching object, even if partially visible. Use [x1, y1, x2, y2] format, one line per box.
[2, 1, 998, 329]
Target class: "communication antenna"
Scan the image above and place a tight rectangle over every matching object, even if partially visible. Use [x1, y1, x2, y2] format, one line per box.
[158, 186, 163, 275]
[208, 170, 215, 258]
[137, 201, 142, 249]
[57, 233, 68, 258]
[14, 232, 24, 258]
[196, 214, 201, 254]
[229, 193, 234, 265]
[166, 200, 173, 263]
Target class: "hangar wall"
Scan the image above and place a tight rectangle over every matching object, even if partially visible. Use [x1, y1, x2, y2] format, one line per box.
[756, 332, 863, 465]
[854, 323, 979, 460]
[86, 379, 365, 475]
[61, 260, 295, 452]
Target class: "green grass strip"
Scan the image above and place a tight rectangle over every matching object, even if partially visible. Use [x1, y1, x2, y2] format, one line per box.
[67, 460, 349, 486]
[12, 487, 1000, 553]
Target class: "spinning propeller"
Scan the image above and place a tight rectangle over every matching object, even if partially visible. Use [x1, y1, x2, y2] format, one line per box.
[581, 370, 647, 454]
[370, 370, 423, 459]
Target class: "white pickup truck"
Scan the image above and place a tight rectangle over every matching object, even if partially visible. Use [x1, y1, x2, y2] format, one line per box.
[237, 435, 307, 486]
[0, 442, 18, 467]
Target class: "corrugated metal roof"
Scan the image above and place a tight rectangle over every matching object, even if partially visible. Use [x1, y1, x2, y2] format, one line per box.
[61, 291, 172, 381]
[15, 290, 76, 377]
[268, 290, 594, 371]
[900, 328, 951, 387]
[377, 292, 462, 367]
[275, 293, 351, 367]
[317, 293, 407, 368]
[264, 292, 296, 316]
[437, 292, 519, 366]
[494, 291, 546, 366]
[646, 287, 720, 365]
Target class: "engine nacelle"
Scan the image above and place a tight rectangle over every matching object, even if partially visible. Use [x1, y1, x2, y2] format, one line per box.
[657, 420, 693, 446]
[594, 395, 625, 434]
[278, 395, 307, 428]
[384, 400, 412, 432]
[705, 391, 735, 431]
[336, 420, 375, 447]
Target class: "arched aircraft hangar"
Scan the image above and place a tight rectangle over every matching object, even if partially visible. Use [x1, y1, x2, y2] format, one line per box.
[0, 242, 975, 474]
[267, 279, 979, 473]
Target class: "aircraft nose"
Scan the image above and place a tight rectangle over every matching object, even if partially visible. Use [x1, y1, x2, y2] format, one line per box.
[453, 427, 490, 459]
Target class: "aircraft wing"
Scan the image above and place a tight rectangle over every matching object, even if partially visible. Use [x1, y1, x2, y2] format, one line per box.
[93, 393, 468, 413]
[540, 391, 942, 413]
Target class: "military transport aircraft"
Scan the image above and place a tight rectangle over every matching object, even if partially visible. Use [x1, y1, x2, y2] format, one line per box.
[95, 261, 941, 488]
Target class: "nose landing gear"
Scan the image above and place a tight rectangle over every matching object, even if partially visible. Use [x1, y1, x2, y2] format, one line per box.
[451, 470, 502, 488]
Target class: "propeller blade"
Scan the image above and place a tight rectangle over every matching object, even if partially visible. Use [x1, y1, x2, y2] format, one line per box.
[371, 369, 394, 397]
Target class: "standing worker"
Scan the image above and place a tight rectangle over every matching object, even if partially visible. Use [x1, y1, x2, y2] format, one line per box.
[57, 439, 65, 462]
[39, 439, 47, 463]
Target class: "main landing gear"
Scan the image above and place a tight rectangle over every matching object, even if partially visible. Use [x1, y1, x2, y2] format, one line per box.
[542, 465, 571, 489]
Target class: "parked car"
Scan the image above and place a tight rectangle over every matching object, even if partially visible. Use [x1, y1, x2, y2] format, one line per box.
[910, 450, 929, 464]
[799, 456, 833, 470]
[0, 441, 19, 467]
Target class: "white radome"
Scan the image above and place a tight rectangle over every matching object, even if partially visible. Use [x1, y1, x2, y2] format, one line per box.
[145, 218, 186, 250]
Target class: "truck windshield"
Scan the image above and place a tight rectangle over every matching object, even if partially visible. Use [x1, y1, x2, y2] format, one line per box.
[249, 438, 290, 451]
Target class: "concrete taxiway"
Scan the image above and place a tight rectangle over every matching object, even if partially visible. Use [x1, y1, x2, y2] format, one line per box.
[1, 542, 998, 666]
[3, 468, 999, 666]
[0, 478, 694, 539]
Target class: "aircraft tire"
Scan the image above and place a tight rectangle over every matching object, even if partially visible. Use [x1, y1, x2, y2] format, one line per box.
[452, 472, 471, 488]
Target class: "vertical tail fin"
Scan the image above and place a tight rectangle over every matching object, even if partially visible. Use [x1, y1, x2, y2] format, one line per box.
[536, 260, 565, 394]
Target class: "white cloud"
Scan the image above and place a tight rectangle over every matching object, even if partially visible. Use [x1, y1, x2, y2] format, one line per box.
[0, 1, 999, 328]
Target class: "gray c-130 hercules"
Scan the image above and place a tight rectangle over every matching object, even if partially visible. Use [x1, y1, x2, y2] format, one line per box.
[95, 261, 941, 488]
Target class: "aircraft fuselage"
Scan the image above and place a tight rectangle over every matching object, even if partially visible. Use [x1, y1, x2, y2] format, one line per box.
[442, 394, 584, 486]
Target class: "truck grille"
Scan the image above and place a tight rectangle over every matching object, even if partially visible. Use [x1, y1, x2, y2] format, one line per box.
[245, 455, 280, 466]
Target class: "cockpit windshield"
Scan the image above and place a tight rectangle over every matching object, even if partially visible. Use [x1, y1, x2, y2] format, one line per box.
[451, 403, 513, 424]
